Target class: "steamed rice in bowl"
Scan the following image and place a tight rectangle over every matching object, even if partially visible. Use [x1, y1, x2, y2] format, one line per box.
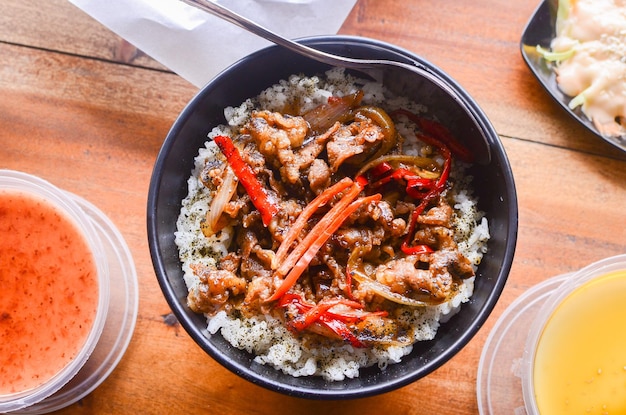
[174, 68, 490, 381]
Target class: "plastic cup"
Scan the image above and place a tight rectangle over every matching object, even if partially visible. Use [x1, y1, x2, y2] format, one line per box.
[477, 254, 626, 414]
[522, 254, 626, 414]
[0, 170, 138, 414]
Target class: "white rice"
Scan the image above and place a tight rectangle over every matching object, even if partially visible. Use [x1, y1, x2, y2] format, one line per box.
[175, 68, 490, 381]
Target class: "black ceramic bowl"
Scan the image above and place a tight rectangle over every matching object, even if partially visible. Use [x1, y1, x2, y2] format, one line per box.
[148, 35, 518, 399]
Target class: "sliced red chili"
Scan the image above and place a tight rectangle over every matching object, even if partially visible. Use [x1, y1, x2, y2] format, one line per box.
[368, 161, 394, 181]
[278, 293, 304, 308]
[278, 293, 385, 348]
[405, 177, 437, 199]
[369, 167, 423, 189]
[318, 316, 365, 348]
[213, 135, 278, 227]
[354, 174, 369, 189]
[391, 108, 474, 163]
[400, 242, 434, 255]
[290, 298, 363, 331]
[390, 168, 422, 183]
[400, 133, 453, 255]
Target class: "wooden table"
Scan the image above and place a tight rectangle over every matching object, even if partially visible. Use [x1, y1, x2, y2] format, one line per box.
[2, 0, 625, 413]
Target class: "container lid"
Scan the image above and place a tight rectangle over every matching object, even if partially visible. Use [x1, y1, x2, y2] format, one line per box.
[14, 193, 139, 414]
[478, 253, 626, 414]
[521, 254, 626, 415]
[476, 273, 571, 414]
[0, 171, 110, 412]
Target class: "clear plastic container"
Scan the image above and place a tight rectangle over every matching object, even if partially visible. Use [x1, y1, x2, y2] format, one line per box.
[0, 170, 138, 414]
[477, 254, 626, 414]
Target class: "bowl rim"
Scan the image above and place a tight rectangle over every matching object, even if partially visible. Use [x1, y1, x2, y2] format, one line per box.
[147, 34, 518, 399]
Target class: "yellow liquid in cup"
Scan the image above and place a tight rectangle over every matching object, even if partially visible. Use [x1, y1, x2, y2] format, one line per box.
[533, 270, 626, 414]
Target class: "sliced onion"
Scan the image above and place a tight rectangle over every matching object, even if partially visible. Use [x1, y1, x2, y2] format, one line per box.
[205, 166, 238, 236]
[347, 247, 432, 307]
[302, 90, 363, 134]
[350, 269, 431, 307]
[356, 154, 441, 180]
[351, 106, 397, 163]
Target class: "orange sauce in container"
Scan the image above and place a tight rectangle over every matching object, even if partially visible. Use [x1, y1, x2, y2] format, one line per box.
[533, 270, 626, 414]
[0, 189, 99, 395]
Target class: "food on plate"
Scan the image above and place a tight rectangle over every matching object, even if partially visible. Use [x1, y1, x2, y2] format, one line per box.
[537, 0, 626, 137]
[175, 68, 490, 380]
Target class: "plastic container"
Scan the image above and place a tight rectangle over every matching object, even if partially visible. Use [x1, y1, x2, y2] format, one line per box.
[0, 170, 138, 414]
[477, 254, 626, 414]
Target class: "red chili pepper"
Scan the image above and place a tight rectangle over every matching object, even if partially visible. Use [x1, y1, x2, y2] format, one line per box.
[401, 197, 433, 255]
[405, 178, 436, 199]
[391, 109, 474, 163]
[368, 162, 394, 181]
[400, 162, 450, 255]
[290, 298, 364, 331]
[278, 293, 385, 348]
[318, 316, 365, 348]
[400, 241, 434, 255]
[391, 168, 422, 181]
[279, 293, 301, 305]
[213, 135, 278, 227]
[369, 167, 427, 190]
[354, 174, 369, 189]
[400, 130, 453, 255]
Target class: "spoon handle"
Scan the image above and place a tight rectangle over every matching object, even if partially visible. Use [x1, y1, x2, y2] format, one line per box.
[177, 0, 492, 165]
[179, 0, 350, 67]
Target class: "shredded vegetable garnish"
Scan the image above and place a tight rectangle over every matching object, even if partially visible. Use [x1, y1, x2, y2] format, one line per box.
[536, 44, 576, 62]
[268, 190, 380, 303]
[271, 177, 353, 270]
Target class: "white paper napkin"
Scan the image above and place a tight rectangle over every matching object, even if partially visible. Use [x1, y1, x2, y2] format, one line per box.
[69, 0, 357, 87]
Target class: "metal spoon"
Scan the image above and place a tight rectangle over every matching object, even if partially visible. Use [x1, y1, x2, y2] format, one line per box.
[179, 0, 492, 164]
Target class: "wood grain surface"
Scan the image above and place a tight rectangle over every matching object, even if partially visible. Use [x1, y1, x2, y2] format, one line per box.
[2, 0, 625, 413]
